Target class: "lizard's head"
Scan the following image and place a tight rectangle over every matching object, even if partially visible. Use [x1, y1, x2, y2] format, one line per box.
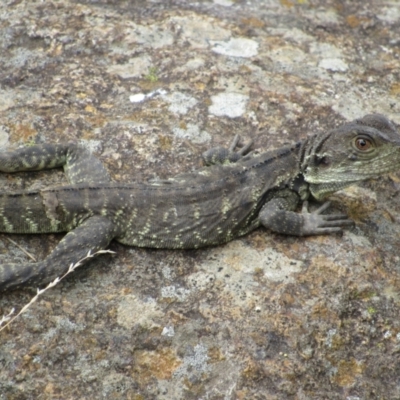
[302, 114, 400, 201]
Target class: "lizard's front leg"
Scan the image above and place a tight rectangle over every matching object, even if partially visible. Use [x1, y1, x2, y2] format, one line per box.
[202, 134, 253, 165]
[0, 216, 120, 293]
[259, 193, 354, 236]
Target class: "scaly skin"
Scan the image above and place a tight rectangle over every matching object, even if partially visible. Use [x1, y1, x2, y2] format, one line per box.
[0, 114, 399, 292]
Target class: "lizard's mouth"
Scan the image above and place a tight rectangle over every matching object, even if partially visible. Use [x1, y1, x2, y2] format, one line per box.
[309, 181, 359, 201]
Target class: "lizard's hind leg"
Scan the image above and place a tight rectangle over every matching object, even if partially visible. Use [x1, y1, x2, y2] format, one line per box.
[0, 215, 119, 293]
[0, 143, 111, 184]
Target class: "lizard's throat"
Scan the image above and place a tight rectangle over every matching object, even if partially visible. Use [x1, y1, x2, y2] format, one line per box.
[309, 181, 358, 201]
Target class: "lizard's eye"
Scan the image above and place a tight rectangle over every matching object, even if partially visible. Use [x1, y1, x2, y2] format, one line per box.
[354, 137, 373, 151]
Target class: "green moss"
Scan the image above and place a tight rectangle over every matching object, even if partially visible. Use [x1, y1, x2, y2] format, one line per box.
[367, 306, 376, 315]
[145, 67, 159, 82]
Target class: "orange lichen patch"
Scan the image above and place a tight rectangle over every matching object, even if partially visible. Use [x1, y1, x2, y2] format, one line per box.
[248, 232, 269, 251]
[276, 240, 303, 259]
[99, 103, 114, 109]
[280, 0, 294, 7]
[354, 248, 383, 276]
[332, 358, 363, 387]
[94, 349, 107, 361]
[28, 342, 44, 356]
[346, 15, 371, 28]
[137, 79, 160, 91]
[87, 113, 107, 127]
[44, 382, 56, 396]
[11, 123, 37, 142]
[242, 358, 263, 381]
[236, 390, 250, 400]
[307, 254, 343, 277]
[390, 82, 400, 96]
[241, 17, 265, 28]
[168, 309, 189, 324]
[388, 172, 400, 183]
[383, 283, 400, 303]
[347, 282, 376, 301]
[208, 346, 225, 363]
[195, 82, 206, 91]
[84, 104, 97, 114]
[22, 354, 32, 365]
[280, 291, 295, 306]
[222, 254, 244, 270]
[158, 134, 173, 151]
[82, 335, 98, 349]
[133, 347, 181, 382]
[182, 376, 207, 394]
[228, 305, 246, 320]
[129, 396, 145, 400]
[199, 303, 217, 322]
[311, 302, 339, 323]
[329, 186, 377, 220]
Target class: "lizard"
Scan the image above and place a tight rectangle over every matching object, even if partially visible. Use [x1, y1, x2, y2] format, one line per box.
[0, 113, 399, 293]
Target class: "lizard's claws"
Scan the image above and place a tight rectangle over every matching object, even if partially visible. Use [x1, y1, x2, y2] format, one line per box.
[300, 201, 354, 235]
[203, 135, 253, 165]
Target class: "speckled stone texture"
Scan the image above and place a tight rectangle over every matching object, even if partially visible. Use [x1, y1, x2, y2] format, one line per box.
[1, 0, 400, 399]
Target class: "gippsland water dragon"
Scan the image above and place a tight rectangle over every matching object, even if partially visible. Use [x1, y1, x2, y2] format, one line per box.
[0, 114, 399, 292]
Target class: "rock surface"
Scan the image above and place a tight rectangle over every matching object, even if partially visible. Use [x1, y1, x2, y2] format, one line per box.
[1, 1, 400, 399]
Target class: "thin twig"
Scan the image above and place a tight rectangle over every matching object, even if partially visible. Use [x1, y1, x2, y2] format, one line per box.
[0, 249, 115, 332]
[6, 237, 37, 262]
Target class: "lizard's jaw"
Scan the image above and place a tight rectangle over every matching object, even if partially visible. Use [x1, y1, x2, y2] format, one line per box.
[308, 181, 359, 201]
[305, 145, 400, 200]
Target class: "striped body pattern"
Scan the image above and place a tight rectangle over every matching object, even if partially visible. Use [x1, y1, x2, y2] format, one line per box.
[1, 114, 399, 292]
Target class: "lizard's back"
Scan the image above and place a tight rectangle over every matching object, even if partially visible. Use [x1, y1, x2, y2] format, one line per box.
[2, 113, 396, 292]
[0, 147, 294, 249]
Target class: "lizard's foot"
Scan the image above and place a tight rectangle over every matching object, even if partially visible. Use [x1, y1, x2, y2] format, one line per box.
[202, 134, 253, 166]
[300, 201, 354, 236]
